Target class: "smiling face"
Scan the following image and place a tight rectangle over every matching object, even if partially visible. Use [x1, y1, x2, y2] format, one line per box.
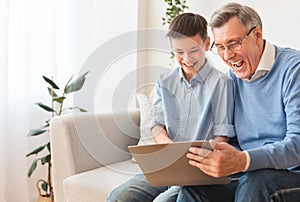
[171, 34, 210, 81]
[212, 16, 264, 80]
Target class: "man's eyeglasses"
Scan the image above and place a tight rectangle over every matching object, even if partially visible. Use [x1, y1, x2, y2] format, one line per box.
[210, 26, 257, 55]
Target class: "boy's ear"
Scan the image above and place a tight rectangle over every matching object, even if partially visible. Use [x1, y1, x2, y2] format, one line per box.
[205, 36, 210, 51]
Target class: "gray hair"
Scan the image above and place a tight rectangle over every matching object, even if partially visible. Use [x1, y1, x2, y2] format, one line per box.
[209, 2, 262, 30]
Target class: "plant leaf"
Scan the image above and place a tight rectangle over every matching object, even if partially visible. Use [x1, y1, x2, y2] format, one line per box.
[41, 122, 50, 128]
[46, 142, 51, 152]
[27, 159, 39, 177]
[52, 96, 65, 103]
[47, 87, 57, 97]
[36, 102, 55, 112]
[41, 154, 51, 165]
[64, 106, 88, 112]
[43, 76, 59, 89]
[41, 181, 48, 192]
[65, 71, 89, 94]
[26, 145, 46, 157]
[27, 128, 47, 137]
[79, 108, 88, 112]
[45, 119, 51, 124]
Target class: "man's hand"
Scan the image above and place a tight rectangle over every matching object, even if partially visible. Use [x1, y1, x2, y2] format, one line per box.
[187, 140, 247, 178]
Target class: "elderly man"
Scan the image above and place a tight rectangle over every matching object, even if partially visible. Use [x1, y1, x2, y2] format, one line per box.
[177, 2, 300, 202]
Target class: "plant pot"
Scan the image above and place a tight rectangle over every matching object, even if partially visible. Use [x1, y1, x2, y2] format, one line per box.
[38, 195, 53, 202]
[37, 179, 54, 202]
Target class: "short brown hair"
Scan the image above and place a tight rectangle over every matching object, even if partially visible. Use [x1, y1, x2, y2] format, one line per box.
[166, 13, 208, 42]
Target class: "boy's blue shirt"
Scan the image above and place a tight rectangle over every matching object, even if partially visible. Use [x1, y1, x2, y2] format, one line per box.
[151, 59, 235, 141]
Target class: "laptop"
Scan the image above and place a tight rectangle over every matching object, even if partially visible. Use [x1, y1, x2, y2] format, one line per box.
[128, 140, 230, 186]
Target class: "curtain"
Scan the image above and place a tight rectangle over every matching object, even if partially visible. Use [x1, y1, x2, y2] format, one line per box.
[0, 0, 82, 200]
[1, 0, 31, 201]
[0, 0, 138, 201]
[0, 0, 56, 201]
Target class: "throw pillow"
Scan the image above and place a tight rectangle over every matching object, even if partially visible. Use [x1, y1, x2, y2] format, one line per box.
[136, 92, 156, 145]
[132, 92, 156, 163]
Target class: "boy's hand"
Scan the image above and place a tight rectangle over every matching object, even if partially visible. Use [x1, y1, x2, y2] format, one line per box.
[187, 140, 247, 178]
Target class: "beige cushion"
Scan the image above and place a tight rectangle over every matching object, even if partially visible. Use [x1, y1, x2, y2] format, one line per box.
[136, 92, 156, 145]
[63, 160, 141, 202]
[131, 93, 156, 163]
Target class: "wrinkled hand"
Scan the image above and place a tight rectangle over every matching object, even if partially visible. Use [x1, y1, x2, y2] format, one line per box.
[187, 140, 247, 178]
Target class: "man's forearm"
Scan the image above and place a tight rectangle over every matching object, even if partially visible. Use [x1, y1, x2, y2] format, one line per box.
[213, 136, 229, 142]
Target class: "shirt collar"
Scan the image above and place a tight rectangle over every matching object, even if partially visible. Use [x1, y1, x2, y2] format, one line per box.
[179, 58, 212, 84]
[245, 40, 275, 82]
[257, 40, 275, 72]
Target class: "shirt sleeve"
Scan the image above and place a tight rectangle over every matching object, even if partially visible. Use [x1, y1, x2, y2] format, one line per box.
[211, 77, 235, 138]
[243, 151, 250, 171]
[150, 76, 165, 129]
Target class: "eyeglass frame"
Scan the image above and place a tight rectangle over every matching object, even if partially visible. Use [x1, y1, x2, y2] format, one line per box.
[210, 26, 257, 55]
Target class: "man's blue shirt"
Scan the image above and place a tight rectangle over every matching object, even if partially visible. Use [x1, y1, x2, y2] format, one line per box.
[230, 46, 300, 171]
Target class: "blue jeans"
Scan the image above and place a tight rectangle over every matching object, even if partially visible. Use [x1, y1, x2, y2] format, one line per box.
[107, 174, 180, 202]
[176, 169, 300, 202]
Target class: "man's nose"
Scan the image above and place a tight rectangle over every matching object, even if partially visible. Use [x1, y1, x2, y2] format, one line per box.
[223, 47, 235, 61]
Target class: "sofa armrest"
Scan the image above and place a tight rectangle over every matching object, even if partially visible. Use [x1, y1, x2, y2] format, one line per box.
[50, 109, 140, 202]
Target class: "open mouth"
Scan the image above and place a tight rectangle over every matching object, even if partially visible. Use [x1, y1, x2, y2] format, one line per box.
[232, 60, 244, 70]
[183, 61, 197, 69]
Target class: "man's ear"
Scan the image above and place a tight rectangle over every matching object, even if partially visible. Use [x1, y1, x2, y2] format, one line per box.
[255, 26, 263, 41]
[251, 27, 264, 54]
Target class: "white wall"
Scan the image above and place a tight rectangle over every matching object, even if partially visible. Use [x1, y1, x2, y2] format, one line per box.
[68, 0, 139, 112]
[139, 0, 300, 80]
[63, 0, 300, 111]
[188, 0, 300, 49]
[136, 0, 171, 95]
[190, 0, 300, 70]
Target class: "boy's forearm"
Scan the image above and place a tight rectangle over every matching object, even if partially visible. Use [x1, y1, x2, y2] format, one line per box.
[151, 125, 173, 143]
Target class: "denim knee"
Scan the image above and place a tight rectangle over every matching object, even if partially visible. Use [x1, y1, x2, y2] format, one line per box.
[107, 174, 168, 202]
[235, 170, 286, 202]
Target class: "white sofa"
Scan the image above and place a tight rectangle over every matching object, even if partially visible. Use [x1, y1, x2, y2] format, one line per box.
[50, 109, 142, 202]
[50, 108, 300, 202]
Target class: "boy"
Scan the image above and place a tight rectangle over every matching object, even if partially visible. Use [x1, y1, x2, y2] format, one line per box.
[107, 13, 235, 202]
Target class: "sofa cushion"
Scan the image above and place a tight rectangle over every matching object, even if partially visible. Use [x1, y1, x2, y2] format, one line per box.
[63, 160, 141, 202]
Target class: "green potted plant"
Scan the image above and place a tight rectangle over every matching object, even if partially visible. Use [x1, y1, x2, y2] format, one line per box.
[162, 0, 189, 26]
[26, 71, 89, 202]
